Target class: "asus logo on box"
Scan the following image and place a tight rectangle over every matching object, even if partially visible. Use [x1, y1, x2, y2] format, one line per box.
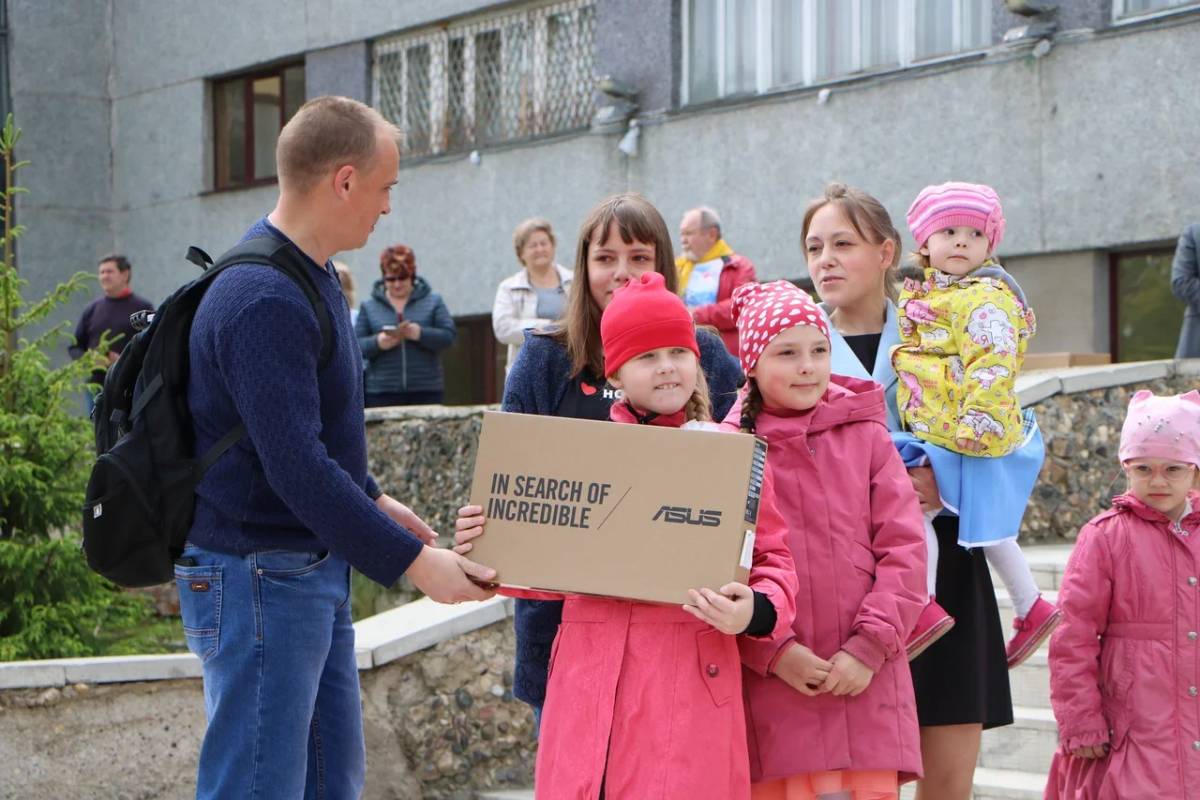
[652, 506, 722, 527]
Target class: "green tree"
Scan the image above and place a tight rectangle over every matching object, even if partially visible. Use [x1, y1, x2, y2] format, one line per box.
[0, 115, 153, 661]
[0, 114, 106, 539]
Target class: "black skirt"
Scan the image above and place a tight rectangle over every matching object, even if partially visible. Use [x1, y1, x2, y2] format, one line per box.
[909, 514, 1014, 730]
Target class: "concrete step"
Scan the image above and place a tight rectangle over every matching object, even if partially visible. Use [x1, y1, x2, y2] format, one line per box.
[477, 792, 533, 800]
[970, 767, 1049, 800]
[989, 544, 1074, 593]
[1009, 650, 1050, 710]
[978, 706, 1058, 775]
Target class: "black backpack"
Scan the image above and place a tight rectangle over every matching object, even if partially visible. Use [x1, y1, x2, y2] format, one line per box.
[82, 237, 333, 587]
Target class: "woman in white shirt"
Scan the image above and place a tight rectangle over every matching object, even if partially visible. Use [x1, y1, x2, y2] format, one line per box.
[492, 217, 573, 372]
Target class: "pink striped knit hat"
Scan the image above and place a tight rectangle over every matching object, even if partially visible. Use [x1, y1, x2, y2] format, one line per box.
[906, 181, 1006, 251]
[1119, 390, 1200, 468]
[731, 280, 829, 375]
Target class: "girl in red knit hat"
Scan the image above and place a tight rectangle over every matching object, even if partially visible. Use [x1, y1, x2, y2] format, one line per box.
[457, 267, 798, 799]
[729, 279, 927, 800]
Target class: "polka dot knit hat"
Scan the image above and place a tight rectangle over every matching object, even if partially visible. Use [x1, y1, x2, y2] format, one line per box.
[1119, 390, 1200, 468]
[731, 280, 829, 375]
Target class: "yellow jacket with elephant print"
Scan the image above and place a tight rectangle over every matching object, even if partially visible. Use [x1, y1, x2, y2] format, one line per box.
[891, 263, 1036, 457]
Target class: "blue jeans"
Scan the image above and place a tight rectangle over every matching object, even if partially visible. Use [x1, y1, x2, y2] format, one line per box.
[176, 544, 365, 800]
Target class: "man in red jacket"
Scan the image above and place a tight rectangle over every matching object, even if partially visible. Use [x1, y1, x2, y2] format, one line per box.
[676, 206, 757, 356]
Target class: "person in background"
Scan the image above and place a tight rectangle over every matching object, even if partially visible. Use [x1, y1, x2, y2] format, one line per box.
[356, 244, 456, 407]
[332, 260, 358, 328]
[1046, 391, 1200, 799]
[1170, 222, 1200, 358]
[799, 183, 1016, 799]
[493, 217, 573, 373]
[676, 206, 757, 355]
[456, 193, 744, 733]
[69, 253, 154, 413]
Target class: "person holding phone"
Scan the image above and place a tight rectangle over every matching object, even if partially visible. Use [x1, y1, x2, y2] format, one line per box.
[356, 243, 457, 406]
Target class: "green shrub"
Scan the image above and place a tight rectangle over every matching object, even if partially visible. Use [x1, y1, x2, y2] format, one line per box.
[0, 115, 156, 660]
[0, 536, 153, 660]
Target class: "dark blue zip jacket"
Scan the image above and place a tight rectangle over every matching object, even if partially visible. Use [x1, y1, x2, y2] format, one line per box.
[355, 276, 456, 395]
[502, 327, 742, 706]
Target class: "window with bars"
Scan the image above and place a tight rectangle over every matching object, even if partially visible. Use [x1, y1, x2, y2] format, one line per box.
[1113, 0, 1200, 19]
[373, 0, 597, 160]
[683, 0, 991, 105]
[212, 63, 305, 190]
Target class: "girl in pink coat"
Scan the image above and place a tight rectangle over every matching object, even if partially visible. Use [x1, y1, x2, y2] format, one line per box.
[457, 267, 797, 799]
[1046, 390, 1200, 799]
[726, 281, 927, 800]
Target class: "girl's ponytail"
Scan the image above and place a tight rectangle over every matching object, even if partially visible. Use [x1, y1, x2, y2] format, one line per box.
[740, 380, 764, 434]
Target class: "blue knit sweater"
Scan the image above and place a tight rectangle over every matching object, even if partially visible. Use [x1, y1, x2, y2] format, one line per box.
[503, 327, 743, 706]
[186, 218, 423, 586]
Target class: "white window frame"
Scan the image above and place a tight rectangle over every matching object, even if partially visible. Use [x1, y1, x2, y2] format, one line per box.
[681, 0, 992, 106]
[1112, 0, 1200, 22]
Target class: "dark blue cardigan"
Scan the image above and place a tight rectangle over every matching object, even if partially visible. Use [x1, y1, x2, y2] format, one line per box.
[502, 327, 742, 706]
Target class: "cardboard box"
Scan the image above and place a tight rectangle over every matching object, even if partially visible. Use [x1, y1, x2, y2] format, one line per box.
[467, 410, 768, 605]
[1023, 352, 1112, 371]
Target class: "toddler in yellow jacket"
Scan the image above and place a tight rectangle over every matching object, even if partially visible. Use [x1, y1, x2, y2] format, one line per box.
[894, 182, 1060, 668]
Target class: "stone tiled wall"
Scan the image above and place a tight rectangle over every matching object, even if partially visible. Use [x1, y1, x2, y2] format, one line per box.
[1021, 373, 1198, 543]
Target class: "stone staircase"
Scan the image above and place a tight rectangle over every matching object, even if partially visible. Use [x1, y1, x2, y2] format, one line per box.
[480, 545, 1073, 800]
[956, 544, 1070, 799]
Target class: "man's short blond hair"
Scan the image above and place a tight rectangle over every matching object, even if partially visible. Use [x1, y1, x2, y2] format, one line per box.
[276, 95, 400, 192]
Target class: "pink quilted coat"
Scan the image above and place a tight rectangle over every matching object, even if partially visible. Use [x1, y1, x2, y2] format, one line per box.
[1047, 491, 1200, 799]
[731, 375, 928, 783]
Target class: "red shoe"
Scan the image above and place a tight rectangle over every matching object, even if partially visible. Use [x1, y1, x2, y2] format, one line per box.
[906, 599, 955, 661]
[1006, 595, 1062, 669]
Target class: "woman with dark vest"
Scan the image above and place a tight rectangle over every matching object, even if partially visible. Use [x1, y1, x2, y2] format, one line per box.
[458, 193, 742, 728]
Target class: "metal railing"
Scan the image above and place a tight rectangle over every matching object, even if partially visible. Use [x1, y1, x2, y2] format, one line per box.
[374, 0, 597, 159]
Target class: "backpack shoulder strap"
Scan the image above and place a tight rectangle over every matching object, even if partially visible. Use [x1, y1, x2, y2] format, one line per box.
[211, 237, 335, 369]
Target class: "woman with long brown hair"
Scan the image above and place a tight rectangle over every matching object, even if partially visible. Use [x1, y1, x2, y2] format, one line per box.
[459, 193, 742, 728]
[799, 183, 1020, 799]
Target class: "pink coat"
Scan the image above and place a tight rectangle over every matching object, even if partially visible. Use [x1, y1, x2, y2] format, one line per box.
[523, 413, 798, 799]
[730, 376, 927, 783]
[1046, 491, 1200, 799]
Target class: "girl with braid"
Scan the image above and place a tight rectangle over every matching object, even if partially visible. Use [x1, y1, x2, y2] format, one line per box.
[730, 280, 927, 800]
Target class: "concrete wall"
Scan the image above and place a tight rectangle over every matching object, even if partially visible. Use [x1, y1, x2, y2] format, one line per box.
[8, 0, 116, 326]
[1005, 249, 1111, 354]
[8, 2, 1200, 355]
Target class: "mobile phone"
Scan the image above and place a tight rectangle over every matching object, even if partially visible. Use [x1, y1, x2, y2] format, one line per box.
[381, 324, 398, 332]
[175, 557, 198, 567]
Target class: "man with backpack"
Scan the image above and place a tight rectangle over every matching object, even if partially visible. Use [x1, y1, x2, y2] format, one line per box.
[178, 96, 496, 798]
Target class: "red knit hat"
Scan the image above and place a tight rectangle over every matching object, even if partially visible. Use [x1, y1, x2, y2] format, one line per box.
[732, 280, 829, 375]
[601, 272, 700, 377]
